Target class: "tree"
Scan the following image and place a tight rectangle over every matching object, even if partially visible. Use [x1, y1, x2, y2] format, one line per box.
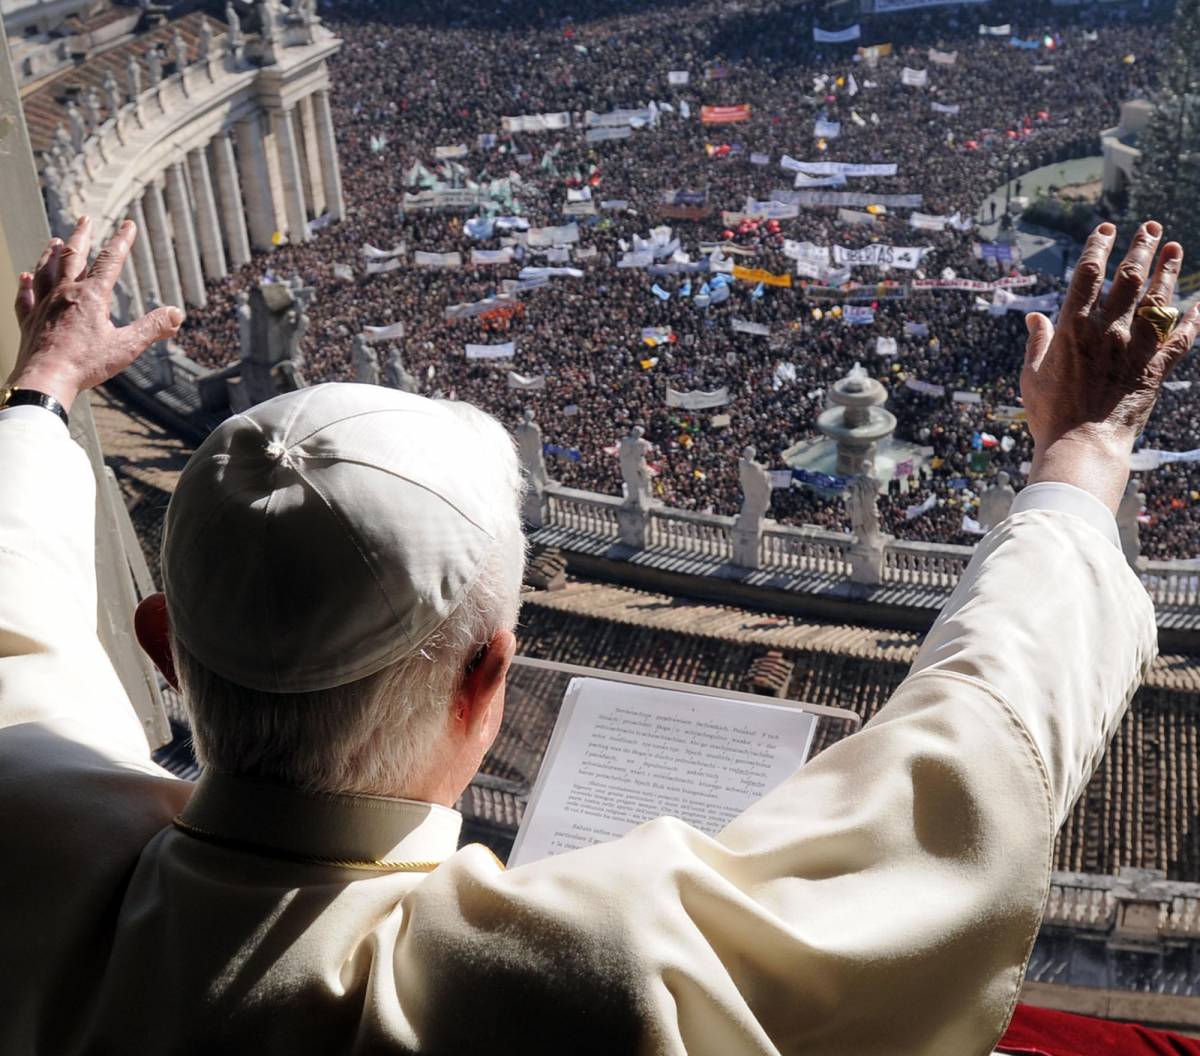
[1130, 0, 1200, 258]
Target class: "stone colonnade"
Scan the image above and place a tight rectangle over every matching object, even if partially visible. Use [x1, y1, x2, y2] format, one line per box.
[119, 88, 344, 317]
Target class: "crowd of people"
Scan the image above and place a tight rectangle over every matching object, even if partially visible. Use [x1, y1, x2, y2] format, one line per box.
[180, 0, 1196, 556]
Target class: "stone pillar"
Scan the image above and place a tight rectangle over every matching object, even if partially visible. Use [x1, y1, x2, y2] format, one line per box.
[210, 131, 251, 268]
[236, 114, 279, 251]
[617, 506, 650, 549]
[141, 178, 184, 311]
[165, 161, 207, 308]
[270, 106, 310, 243]
[115, 254, 143, 323]
[187, 146, 228, 281]
[127, 196, 160, 306]
[297, 95, 325, 218]
[312, 89, 345, 221]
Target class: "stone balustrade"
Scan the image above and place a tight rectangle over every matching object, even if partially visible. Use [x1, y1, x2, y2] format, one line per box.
[535, 483, 1200, 619]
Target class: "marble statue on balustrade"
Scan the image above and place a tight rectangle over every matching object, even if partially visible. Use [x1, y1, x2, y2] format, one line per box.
[147, 47, 163, 87]
[172, 30, 188, 73]
[618, 426, 654, 510]
[65, 101, 86, 150]
[978, 471, 1016, 532]
[41, 167, 73, 238]
[732, 445, 771, 568]
[102, 73, 121, 120]
[198, 19, 213, 60]
[1117, 479, 1145, 569]
[351, 336, 379, 386]
[226, 2, 243, 46]
[517, 410, 549, 490]
[848, 461, 886, 585]
[516, 410, 551, 528]
[126, 55, 142, 101]
[736, 446, 771, 530]
[238, 279, 315, 405]
[51, 125, 73, 170]
[83, 89, 103, 132]
[382, 348, 418, 394]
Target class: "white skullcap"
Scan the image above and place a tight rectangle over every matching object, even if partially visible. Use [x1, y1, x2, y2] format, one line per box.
[162, 383, 509, 693]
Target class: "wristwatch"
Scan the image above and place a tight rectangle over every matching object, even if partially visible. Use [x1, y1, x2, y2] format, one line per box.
[0, 385, 70, 427]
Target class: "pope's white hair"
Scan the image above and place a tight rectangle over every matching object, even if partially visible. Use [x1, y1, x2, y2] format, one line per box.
[173, 399, 526, 798]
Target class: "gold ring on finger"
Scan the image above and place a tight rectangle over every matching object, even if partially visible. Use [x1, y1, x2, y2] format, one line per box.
[1136, 305, 1181, 342]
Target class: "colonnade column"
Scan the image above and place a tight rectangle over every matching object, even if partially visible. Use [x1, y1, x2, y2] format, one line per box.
[297, 95, 326, 218]
[165, 161, 207, 308]
[236, 114, 280, 251]
[210, 131, 251, 268]
[187, 146, 228, 282]
[127, 196, 160, 307]
[141, 179, 184, 312]
[312, 89, 345, 221]
[269, 106, 310, 244]
[116, 255, 143, 324]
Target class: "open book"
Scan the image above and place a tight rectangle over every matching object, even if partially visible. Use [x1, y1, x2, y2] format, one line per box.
[508, 677, 819, 868]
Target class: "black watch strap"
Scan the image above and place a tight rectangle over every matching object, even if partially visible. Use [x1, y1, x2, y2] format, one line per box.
[0, 387, 70, 427]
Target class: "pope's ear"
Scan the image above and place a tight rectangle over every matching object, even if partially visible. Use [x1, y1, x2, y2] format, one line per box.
[134, 592, 179, 691]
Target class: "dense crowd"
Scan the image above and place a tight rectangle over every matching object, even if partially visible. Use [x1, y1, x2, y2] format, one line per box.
[181, 0, 1199, 556]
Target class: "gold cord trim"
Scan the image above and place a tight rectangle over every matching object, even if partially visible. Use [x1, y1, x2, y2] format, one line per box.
[171, 815, 443, 873]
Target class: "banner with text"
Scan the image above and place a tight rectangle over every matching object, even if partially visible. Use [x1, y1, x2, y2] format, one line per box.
[701, 104, 752, 124]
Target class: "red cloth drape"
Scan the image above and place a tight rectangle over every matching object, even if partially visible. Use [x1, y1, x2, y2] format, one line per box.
[998, 1002, 1200, 1055]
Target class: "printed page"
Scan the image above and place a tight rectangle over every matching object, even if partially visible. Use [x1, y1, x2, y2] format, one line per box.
[508, 677, 817, 867]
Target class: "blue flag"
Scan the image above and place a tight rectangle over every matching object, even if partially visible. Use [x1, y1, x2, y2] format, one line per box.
[680, 280, 692, 298]
[651, 284, 671, 301]
[751, 282, 765, 300]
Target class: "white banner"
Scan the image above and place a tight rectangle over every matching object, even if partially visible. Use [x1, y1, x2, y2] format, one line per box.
[731, 318, 771, 336]
[928, 48, 957, 64]
[813, 24, 861, 43]
[518, 266, 584, 280]
[782, 190, 923, 208]
[362, 321, 406, 342]
[667, 70, 690, 85]
[740, 198, 801, 220]
[584, 108, 654, 128]
[874, 0, 985, 10]
[815, 119, 842, 139]
[527, 223, 580, 247]
[666, 386, 731, 410]
[750, 152, 771, 166]
[901, 67, 928, 87]
[843, 305, 876, 324]
[912, 276, 1037, 292]
[585, 126, 633, 144]
[332, 263, 355, 282]
[465, 342, 515, 360]
[618, 250, 654, 269]
[471, 247, 515, 265]
[837, 208, 876, 226]
[780, 158, 898, 177]
[905, 377, 945, 396]
[783, 240, 831, 267]
[904, 321, 930, 337]
[362, 243, 405, 260]
[501, 112, 570, 132]
[913, 212, 955, 231]
[905, 494, 937, 520]
[952, 390, 982, 404]
[931, 101, 961, 115]
[434, 144, 468, 159]
[875, 336, 897, 357]
[413, 251, 462, 268]
[979, 23, 1012, 35]
[833, 244, 930, 269]
[989, 289, 1061, 315]
[507, 371, 546, 390]
[366, 258, 402, 275]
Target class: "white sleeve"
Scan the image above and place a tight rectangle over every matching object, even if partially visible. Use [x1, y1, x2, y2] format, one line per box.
[0, 404, 69, 431]
[1009, 480, 1119, 550]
